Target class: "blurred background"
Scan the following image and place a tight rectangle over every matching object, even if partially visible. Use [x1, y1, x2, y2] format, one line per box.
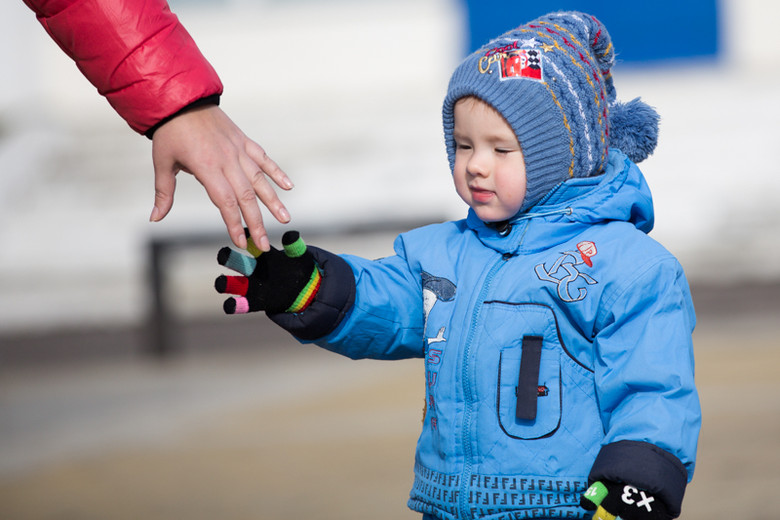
[0, 0, 778, 518]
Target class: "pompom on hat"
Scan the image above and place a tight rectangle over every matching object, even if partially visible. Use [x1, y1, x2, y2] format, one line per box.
[443, 11, 659, 213]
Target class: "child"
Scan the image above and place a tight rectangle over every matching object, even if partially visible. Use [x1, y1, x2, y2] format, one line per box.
[214, 11, 700, 520]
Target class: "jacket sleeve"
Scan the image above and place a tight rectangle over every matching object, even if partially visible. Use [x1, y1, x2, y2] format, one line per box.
[270, 235, 426, 361]
[23, 0, 223, 135]
[590, 257, 700, 518]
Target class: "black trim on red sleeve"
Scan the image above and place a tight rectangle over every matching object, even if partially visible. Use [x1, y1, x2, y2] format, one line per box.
[144, 94, 221, 139]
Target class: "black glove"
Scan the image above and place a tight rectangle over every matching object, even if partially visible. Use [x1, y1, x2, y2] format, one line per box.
[215, 230, 321, 314]
[581, 480, 672, 520]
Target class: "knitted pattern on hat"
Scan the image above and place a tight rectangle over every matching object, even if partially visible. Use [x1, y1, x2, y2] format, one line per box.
[443, 11, 659, 213]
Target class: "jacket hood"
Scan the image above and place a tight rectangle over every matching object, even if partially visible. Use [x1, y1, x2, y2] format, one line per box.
[467, 149, 655, 255]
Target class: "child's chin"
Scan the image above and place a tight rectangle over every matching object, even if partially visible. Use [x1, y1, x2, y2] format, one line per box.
[477, 211, 511, 223]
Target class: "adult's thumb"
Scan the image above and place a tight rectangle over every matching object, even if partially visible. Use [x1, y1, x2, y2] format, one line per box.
[150, 169, 176, 222]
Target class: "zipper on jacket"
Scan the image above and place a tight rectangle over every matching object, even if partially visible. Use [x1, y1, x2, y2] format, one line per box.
[457, 253, 508, 519]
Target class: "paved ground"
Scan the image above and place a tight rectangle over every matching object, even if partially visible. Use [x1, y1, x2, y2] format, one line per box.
[0, 282, 778, 520]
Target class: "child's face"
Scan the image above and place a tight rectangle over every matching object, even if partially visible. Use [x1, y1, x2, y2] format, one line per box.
[452, 97, 527, 222]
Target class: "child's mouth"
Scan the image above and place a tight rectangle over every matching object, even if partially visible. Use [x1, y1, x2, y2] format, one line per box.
[471, 188, 494, 203]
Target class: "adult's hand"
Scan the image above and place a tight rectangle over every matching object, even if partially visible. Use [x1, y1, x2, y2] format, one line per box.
[150, 104, 293, 251]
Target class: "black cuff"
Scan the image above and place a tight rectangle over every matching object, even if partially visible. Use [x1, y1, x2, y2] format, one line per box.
[267, 247, 356, 341]
[589, 440, 689, 518]
[144, 94, 221, 139]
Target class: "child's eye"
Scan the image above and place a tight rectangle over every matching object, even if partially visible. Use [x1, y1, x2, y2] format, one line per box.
[456, 143, 472, 151]
[495, 148, 512, 154]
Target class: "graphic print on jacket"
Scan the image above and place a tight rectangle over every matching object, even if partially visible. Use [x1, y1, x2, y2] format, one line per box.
[534, 241, 599, 303]
[423, 272, 457, 344]
[422, 271, 457, 445]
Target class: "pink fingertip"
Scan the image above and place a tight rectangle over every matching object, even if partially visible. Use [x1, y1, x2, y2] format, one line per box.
[234, 297, 250, 314]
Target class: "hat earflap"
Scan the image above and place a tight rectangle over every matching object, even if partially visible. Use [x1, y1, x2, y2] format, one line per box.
[608, 97, 659, 163]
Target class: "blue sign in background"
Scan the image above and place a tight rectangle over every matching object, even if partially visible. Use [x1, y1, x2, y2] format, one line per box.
[463, 1, 720, 64]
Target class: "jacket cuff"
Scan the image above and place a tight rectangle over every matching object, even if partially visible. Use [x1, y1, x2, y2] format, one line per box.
[144, 94, 221, 139]
[268, 246, 356, 341]
[589, 440, 688, 518]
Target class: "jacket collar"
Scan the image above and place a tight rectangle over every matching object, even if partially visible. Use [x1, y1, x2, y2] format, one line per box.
[466, 149, 655, 255]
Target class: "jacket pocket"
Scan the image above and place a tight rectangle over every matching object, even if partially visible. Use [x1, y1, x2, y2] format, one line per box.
[492, 303, 563, 439]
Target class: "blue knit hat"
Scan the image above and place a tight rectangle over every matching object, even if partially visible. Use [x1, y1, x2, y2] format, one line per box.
[443, 11, 659, 213]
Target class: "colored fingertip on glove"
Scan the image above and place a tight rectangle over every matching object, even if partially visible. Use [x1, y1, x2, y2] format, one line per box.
[282, 230, 307, 258]
[244, 228, 264, 258]
[217, 246, 257, 277]
[214, 275, 251, 315]
[581, 482, 617, 520]
[222, 296, 250, 315]
[215, 275, 249, 295]
[214, 274, 249, 314]
[281, 231, 321, 313]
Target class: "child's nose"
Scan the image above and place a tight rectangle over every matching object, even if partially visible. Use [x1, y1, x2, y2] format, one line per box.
[467, 153, 489, 177]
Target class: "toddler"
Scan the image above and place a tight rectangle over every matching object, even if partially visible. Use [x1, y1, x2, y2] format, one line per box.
[215, 11, 700, 520]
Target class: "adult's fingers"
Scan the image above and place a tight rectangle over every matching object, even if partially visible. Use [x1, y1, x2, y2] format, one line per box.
[231, 151, 274, 252]
[200, 169, 252, 250]
[246, 139, 294, 209]
[234, 140, 294, 251]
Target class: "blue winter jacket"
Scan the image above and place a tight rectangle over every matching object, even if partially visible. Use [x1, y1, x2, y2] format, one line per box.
[271, 150, 701, 520]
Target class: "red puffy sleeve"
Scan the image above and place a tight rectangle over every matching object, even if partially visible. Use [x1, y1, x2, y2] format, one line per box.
[23, 0, 224, 134]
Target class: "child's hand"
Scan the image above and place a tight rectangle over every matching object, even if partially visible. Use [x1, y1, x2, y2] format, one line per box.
[215, 230, 321, 314]
[581, 481, 672, 520]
